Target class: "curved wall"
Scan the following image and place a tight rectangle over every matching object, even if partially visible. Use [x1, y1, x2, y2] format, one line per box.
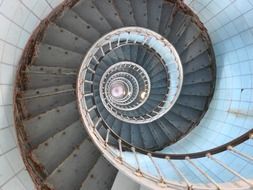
[0, 0, 253, 189]
[165, 0, 253, 153]
[0, 0, 64, 189]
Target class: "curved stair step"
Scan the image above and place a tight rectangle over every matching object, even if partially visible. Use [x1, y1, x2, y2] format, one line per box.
[23, 101, 79, 148]
[34, 43, 83, 68]
[159, 1, 175, 36]
[176, 95, 208, 111]
[25, 65, 76, 89]
[147, 0, 163, 32]
[93, 0, 124, 29]
[20, 84, 75, 117]
[183, 67, 213, 85]
[80, 156, 118, 190]
[181, 83, 213, 96]
[73, 0, 112, 34]
[130, 126, 144, 148]
[175, 22, 201, 55]
[170, 104, 202, 122]
[56, 9, 101, 44]
[43, 24, 90, 54]
[183, 51, 212, 75]
[139, 124, 158, 150]
[31, 120, 87, 174]
[130, 0, 148, 28]
[113, 0, 136, 26]
[180, 37, 209, 64]
[163, 112, 192, 134]
[147, 123, 169, 149]
[45, 138, 100, 190]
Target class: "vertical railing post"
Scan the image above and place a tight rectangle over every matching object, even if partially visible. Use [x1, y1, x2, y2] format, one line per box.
[166, 156, 192, 189]
[207, 153, 253, 187]
[185, 156, 221, 190]
[147, 153, 166, 187]
[115, 139, 123, 164]
[131, 147, 143, 177]
[105, 129, 110, 146]
[227, 146, 253, 162]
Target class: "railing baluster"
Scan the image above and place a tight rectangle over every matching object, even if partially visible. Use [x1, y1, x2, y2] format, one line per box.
[207, 153, 253, 187]
[100, 47, 105, 56]
[131, 147, 143, 177]
[117, 139, 123, 163]
[148, 153, 166, 186]
[87, 105, 96, 112]
[92, 56, 99, 64]
[227, 146, 253, 162]
[94, 118, 102, 129]
[84, 80, 93, 85]
[117, 35, 120, 47]
[166, 156, 192, 189]
[84, 93, 93, 97]
[105, 129, 110, 146]
[87, 67, 95, 74]
[185, 157, 221, 190]
[109, 41, 112, 50]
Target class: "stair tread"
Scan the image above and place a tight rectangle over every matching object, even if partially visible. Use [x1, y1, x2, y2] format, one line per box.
[176, 95, 208, 111]
[139, 125, 158, 150]
[168, 10, 188, 43]
[164, 112, 192, 134]
[45, 138, 100, 190]
[113, 0, 136, 26]
[93, 0, 124, 29]
[159, 1, 175, 36]
[181, 82, 213, 96]
[171, 103, 202, 122]
[175, 22, 201, 54]
[56, 9, 101, 44]
[180, 37, 209, 63]
[21, 84, 75, 117]
[130, 0, 148, 28]
[183, 67, 213, 85]
[147, 0, 164, 33]
[32, 120, 87, 174]
[73, 0, 112, 34]
[80, 156, 117, 190]
[183, 51, 212, 74]
[34, 43, 83, 68]
[43, 23, 91, 54]
[130, 125, 144, 148]
[23, 101, 79, 148]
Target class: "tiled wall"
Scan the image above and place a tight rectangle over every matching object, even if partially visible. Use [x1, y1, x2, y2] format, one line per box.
[0, 0, 64, 189]
[165, 0, 253, 153]
[0, 0, 253, 188]
[157, 0, 253, 183]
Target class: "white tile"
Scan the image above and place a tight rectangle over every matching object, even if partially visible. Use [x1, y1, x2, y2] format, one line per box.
[0, 127, 16, 153]
[5, 148, 24, 173]
[0, 0, 30, 28]
[2, 177, 26, 190]
[0, 63, 15, 85]
[0, 156, 14, 186]
[17, 170, 35, 190]
[0, 85, 13, 105]
[0, 106, 9, 129]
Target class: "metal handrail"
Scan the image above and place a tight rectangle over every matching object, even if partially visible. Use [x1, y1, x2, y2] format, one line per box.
[77, 27, 253, 190]
[79, 27, 183, 124]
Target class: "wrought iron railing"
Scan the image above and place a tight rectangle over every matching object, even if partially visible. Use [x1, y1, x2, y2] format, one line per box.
[77, 27, 253, 190]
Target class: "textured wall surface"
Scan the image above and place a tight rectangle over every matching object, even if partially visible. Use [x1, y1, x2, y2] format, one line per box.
[0, 0, 253, 189]
[166, 0, 253, 153]
[121, 0, 253, 184]
[0, 0, 64, 189]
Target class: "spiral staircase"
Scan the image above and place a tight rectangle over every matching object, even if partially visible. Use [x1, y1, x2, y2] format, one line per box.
[0, 0, 250, 190]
